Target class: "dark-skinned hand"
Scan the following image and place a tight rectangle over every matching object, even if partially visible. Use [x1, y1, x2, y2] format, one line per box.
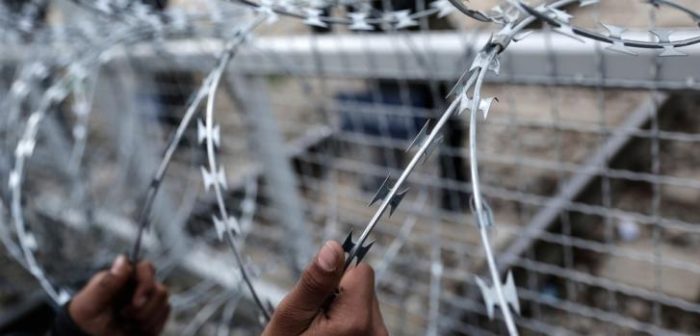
[263, 241, 388, 336]
[69, 256, 170, 336]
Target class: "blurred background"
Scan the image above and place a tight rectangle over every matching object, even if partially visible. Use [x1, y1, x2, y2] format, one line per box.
[1, 0, 700, 335]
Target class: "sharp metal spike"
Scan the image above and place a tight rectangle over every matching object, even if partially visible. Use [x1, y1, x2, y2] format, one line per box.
[489, 56, 501, 74]
[476, 276, 496, 318]
[470, 51, 500, 73]
[388, 189, 409, 216]
[342, 232, 374, 265]
[460, 96, 498, 119]
[446, 68, 471, 99]
[659, 45, 687, 57]
[197, 119, 221, 147]
[421, 135, 444, 162]
[349, 12, 373, 31]
[303, 9, 327, 28]
[650, 29, 673, 43]
[601, 23, 626, 39]
[475, 270, 520, 320]
[546, 7, 572, 23]
[369, 175, 391, 206]
[342, 232, 355, 253]
[601, 24, 635, 55]
[354, 241, 375, 264]
[651, 30, 687, 57]
[479, 97, 498, 119]
[431, 0, 454, 18]
[201, 166, 228, 191]
[213, 215, 240, 240]
[393, 10, 418, 29]
[406, 122, 430, 152]
[505, 271, 521, 315]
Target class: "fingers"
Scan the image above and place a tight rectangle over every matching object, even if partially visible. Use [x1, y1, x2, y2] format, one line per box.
[143, 303, 170, 335]
[132, 261, 156, 308]
[264, 241, 345, 336]
[126, 282, 170, 335]
[320, 264, 385, 335]
[334, 263, 375, 315]
[67, 255, 134, 330]
[78, 255, 134, 309]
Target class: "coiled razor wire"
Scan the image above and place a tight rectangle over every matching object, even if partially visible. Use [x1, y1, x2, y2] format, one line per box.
[318, 1, 700, 335]
[3, 11, 269, 311]
[2, 0, 700, 334]
[7, 23, 169, 304]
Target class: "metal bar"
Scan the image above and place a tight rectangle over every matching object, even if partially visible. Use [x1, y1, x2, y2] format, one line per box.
[4, 32, 700, 89]
[498, 93, 668, 271]
[225, 74, 312, 274]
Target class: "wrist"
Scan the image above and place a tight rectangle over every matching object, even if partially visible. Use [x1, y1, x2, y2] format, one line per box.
[52, 301, 91, 336]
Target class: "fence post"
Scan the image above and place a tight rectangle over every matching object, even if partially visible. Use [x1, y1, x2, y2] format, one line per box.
[226, 73, 311, 274]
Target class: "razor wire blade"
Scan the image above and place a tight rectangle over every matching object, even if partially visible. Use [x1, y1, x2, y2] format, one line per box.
[2, 0, 700, 335]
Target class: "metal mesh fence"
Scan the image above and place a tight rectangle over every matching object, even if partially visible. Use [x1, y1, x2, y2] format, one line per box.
[1, 0, 700, 335]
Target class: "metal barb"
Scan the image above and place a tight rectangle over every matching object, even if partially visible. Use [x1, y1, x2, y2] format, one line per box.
[369, 175, 391, 206]
[342, 232, 375, 266]
[405, 122, 430, 152]
[368, 175, 409, 216]
[201, 166, 228, 191]
[651, 29, 688, 57]
[213, 215, 241, 241]
[303, 9, 328, 28]
[197, 118, 221, 147]
[349, 12, 373, 31]
[476, 271, 521, 319]
[431, 0, 455, 18]
[392, 10, 418, 29]
[388, 188, 409, 216]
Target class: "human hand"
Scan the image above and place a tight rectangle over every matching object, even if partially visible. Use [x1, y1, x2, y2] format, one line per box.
[69, 255, 171, 336]
[262, 241, 388, 336]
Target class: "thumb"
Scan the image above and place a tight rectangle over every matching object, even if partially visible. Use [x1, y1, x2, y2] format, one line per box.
[82, 255, 133, 309]
[264, 241, 344, 335]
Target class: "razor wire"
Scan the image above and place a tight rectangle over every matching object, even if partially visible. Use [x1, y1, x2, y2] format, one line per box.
[1, 0, 700, 335]
[0, 3, 267, 314]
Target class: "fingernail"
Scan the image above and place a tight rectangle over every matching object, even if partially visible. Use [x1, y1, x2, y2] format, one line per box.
[111, 255, 127, 275]
[317, 241, 338, 272]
